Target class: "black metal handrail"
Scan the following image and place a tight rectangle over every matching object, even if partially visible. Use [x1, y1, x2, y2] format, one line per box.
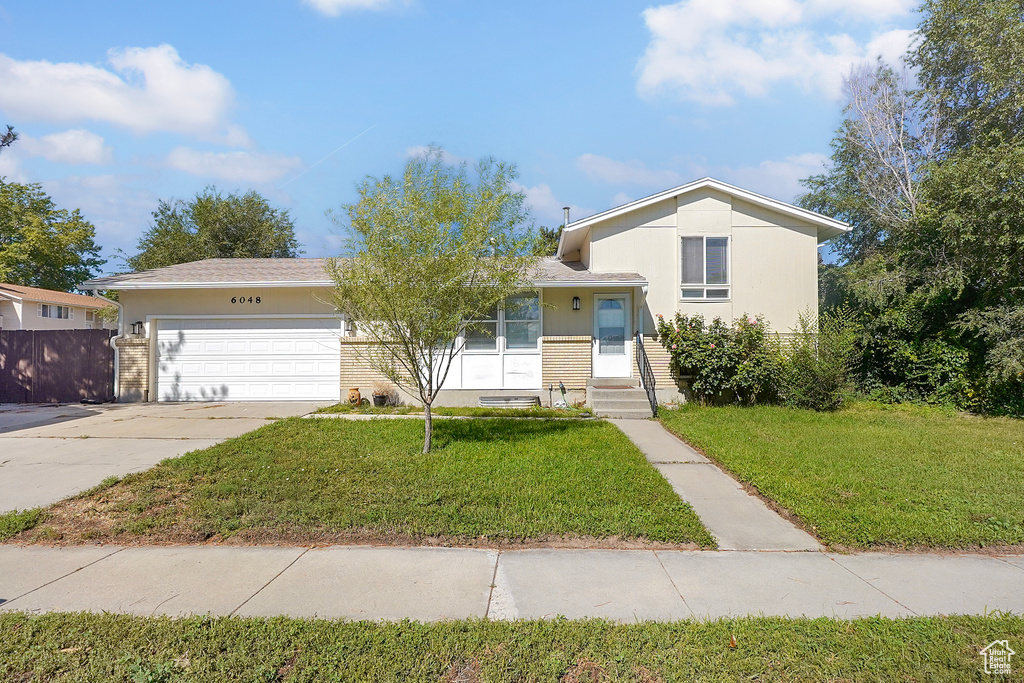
[635, 331, 658, 416]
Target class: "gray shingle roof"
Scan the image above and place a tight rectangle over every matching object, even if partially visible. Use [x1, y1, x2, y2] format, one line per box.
[81, 257, 646, 289]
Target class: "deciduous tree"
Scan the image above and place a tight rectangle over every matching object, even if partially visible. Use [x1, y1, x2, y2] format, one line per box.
[328, 148, 535, 452]
[0, 178, 104, 291]
[125, 187, 300, 271]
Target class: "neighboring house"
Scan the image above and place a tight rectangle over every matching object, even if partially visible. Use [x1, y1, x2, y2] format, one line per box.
[0, 283, 114, 331]
[81, 178, 848, 405]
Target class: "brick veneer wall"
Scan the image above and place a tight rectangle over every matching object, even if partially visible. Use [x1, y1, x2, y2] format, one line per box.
[339, 336, 398, 392]
[541, 336, 591, 390]
[634, 334, 676, 386]
[116, 336, 149, 401]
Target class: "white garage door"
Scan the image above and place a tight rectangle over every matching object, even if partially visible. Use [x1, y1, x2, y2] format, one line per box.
[156, 318, 341, 402]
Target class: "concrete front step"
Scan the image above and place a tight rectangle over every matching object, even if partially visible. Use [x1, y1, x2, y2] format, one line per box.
[592, 398, 653, 412]
[594, 408, 654, 419]
[587, 378, 640, 388]
[588, 388, 647, 401]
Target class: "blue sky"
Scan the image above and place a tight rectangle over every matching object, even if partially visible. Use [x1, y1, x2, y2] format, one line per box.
[0, 0, 918, 274]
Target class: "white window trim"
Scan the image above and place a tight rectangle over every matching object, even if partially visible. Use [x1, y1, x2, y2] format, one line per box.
[37, 303, 73, 319]
[680, 235, 731, 301]
[461, 292, 543, 355]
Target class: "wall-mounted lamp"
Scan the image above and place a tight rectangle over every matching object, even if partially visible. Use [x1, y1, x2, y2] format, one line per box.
[572, 296, 581, 311]
[345, 319, 356, 334]
[130, 321, 144, 336]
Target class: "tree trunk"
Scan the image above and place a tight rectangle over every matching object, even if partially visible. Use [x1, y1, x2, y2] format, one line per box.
[423, 400, 432, 453]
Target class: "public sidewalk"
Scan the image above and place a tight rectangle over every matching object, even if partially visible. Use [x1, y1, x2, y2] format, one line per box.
[609, 419, 821, 551]
[1, 544, 1022, 622]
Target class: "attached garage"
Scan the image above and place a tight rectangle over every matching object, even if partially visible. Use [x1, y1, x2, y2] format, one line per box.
[155, 317, 341, 402]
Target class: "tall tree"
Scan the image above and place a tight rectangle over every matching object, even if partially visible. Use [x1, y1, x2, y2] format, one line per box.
[0, 178, 104, 291]
[799, 62, 938, 264]
[906, 0, 1024, 306]
[0, 126, 16, 154]
[530, 224, 563, 257]
[125, 187, 300, 271]
[328, 148, 535, 452]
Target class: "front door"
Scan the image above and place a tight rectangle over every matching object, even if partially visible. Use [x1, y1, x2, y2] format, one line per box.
[592, 293, 631, 378]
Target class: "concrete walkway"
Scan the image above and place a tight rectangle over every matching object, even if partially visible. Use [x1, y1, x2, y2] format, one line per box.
[1, 545, 1022, 621]
[609, 419, 821, 551]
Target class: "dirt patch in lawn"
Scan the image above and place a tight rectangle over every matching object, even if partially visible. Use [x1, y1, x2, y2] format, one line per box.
[5, 522, 704, 550]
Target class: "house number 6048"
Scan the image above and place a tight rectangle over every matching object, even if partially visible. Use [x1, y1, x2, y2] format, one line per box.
[231, 296, 261, 304]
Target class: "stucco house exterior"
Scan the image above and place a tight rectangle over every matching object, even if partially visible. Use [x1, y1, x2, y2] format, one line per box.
[81, 178, 848, 406]
[0, 283, 114, 331]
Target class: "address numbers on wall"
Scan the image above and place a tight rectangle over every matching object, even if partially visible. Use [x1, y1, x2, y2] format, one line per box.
[231, 296, 261, 304]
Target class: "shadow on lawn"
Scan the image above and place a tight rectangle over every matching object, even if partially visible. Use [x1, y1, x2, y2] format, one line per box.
[429, 416, 601, 449]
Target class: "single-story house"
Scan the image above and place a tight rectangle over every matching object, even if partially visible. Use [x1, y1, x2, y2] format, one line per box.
[81, 178, 848, 406]
[0, 283, 115, 331]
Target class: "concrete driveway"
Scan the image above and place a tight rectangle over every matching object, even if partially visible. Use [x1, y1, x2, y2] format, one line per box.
[0, 402, 328, 513]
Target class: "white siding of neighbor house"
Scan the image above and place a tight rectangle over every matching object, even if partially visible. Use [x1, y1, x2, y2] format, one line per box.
[0, 299, 21, 329]
[585, 188, 819, 333]
[0, 299, 109, 331]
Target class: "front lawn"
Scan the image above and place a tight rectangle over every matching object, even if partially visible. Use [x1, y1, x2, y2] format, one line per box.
[2, 612, 1019, 682]
[660, 402, 1024, 549]
[7, 417, 713, 547]
[315, 403, 590, 418]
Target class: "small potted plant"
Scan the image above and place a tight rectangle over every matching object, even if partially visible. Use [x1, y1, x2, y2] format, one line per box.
[372, 380, 395, 407]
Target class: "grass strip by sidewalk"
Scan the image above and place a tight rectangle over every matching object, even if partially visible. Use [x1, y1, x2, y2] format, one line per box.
[660, 402, 1024, 549]
[2, 611, 1019, 682]
[8, 417, 713, 547]
[315, 403, 591, 418]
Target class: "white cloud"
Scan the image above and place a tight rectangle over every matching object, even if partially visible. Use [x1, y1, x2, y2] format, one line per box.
[510, 181, 590, 228]
[19, 129, 113, 165]
[637, 0, 916, 105]
[166, 147, 302, 184]
[42, 174, 160, 262]
[576, 153, 684, 188]
[718, 152, 829, 202]
[403, 145, 472, 165]
[0, 45, 249, 145]
[303, 0, 407, 16]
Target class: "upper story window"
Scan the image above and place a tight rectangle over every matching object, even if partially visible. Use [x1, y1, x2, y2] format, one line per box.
[681, 236, 729, 300]
[38, 304, 72, 319]
[463, 293, 541, 352]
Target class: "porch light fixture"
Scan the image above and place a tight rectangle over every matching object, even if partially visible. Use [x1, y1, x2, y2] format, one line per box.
[572, 296, 580, 311]
[130, 321, 144, 336]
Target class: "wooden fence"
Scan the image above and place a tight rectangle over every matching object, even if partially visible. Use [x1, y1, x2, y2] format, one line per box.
[0, 329, 115, 403]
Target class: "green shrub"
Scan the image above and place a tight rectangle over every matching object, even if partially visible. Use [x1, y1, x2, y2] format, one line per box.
[656, 313, 783, 405]
[779, 309, 858, 411]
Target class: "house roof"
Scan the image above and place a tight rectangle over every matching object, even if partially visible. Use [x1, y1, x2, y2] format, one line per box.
[0, 283, 106, 308]
[82, 258, 335, 289]
[557, 177, 851, 258]
[81, 257, 647, 290]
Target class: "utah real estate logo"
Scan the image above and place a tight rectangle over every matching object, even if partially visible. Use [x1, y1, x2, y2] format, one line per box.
[981, 640, 1015, 675]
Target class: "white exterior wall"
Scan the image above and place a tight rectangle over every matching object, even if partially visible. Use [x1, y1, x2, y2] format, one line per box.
[0, 299, 109, 331]
[586, 189, 819, 333]
[0, 299, 21, 330]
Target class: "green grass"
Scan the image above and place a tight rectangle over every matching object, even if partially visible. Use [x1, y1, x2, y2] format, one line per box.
[316, 403, 590, 418]
[1, 612, 1019, 682]
[660, 402, 1024, 549]
[0, 508, 44, 542]
[15, 417, 712, 546]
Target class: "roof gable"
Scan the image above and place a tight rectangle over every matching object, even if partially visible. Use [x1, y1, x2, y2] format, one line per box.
[557, 177, 849, 257]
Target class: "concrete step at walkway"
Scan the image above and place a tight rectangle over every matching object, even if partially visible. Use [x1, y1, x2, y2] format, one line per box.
[590, 386, 654, 419]
[2, 545, 1023, 622]
[609, 419, 821, 551]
